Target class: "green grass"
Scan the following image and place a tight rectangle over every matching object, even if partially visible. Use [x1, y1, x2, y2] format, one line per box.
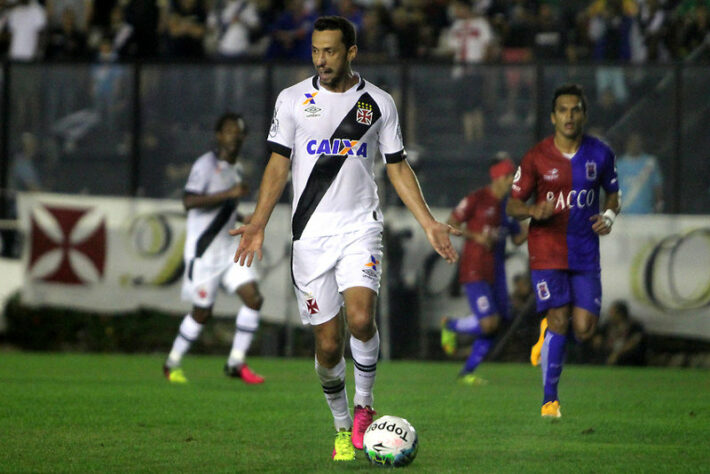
[0, 353, 708, 473]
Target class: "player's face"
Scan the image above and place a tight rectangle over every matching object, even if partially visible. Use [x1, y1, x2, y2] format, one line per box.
[312, 29, 357, 90]
[217, 120, 245, 160]
[551, 94, 586, 140]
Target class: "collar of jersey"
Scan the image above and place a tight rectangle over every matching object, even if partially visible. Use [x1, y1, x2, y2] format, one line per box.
[312, 73, 366, 93]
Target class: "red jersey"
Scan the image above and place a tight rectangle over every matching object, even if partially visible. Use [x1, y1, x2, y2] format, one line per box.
[511, 135, 619, 271]
[452, 187, 520, 284]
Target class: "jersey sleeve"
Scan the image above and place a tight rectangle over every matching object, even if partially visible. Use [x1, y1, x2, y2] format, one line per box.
[511, 151, 536, 201]
[184, 160, 208, 194]
[601, 148, 620, 194]
[378, 94, 406, 163]
[267, 89, 295, 159]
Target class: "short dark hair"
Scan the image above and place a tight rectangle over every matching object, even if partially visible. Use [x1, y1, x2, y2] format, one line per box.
[551, 83, 587, 114]
[314, 16, 357, 49]
[215, 112, 246, 134]
[612, 300, 629, 319]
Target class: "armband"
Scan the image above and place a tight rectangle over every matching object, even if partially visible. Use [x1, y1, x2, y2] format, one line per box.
[602, 209, 617, 228]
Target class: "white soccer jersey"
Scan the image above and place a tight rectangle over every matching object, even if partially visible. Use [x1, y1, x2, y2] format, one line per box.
[267, 74, 405, 240]
[183, 151, 244, 266]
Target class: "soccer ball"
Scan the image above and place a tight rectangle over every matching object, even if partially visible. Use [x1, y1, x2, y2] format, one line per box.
[363, 415, 418, 467]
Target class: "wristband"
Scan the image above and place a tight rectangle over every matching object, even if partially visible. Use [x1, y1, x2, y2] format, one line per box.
[602, 209, 616, 227]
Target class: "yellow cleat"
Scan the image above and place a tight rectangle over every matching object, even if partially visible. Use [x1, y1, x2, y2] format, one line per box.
[441, 317, 457, 356]
[458, 374, 488, 386]
[163, 365, 188, 384]
[541, 400, 561, 418]
[530, 317, 548, 366]
[332, 430, 356, 461]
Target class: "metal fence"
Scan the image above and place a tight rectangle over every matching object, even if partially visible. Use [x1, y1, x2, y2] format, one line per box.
[2, 61, 709, 216]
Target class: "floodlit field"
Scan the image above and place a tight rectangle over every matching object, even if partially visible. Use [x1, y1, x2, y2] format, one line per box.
[1, 353, 707, 473]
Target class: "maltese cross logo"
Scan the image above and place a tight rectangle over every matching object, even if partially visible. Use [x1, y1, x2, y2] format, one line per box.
[306, 297, 319, 315]
[28, 205, 106, 285]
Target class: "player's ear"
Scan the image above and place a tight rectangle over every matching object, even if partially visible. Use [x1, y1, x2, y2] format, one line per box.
[347, 45, 358, 62]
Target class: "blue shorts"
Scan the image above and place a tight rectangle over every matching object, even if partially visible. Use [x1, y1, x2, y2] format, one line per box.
[464, 281, 500, 320]
[530, 269, 602, 316]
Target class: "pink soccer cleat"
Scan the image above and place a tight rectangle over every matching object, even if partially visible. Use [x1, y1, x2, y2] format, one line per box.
[352, 405, 376, 449]
[224, 363, 265, 384]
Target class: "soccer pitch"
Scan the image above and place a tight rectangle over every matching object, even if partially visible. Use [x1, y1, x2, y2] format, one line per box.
[1, 353, 707, 473]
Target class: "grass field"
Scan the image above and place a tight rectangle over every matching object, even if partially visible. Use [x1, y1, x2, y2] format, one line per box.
[1, 352, 708, 473]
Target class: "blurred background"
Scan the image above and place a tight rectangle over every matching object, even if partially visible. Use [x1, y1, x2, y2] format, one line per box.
[1, 0, 709, 367]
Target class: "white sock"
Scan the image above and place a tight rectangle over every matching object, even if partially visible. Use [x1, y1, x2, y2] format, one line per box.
[227, 306, 260, 368]
[351, 330, 379, 408]
[315, 356, 351, 431]
[166, 314, 203, 368]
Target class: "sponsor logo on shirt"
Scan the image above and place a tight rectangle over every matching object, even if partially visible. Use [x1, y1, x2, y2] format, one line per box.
[543, 168, 559, 181]
[306, 139, 368, 157]
[546, 189, 596, 211]
[302, 92, 318, 105]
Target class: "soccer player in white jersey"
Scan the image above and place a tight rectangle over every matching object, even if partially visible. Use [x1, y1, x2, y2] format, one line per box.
[163, 112, 265, 385]
[230, 16, 460, 461]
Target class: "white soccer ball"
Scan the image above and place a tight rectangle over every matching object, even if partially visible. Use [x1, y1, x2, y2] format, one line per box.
[363, 415, 418, 467]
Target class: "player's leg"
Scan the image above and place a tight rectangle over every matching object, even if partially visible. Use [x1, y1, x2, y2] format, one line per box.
[223, 281, 264, 383]
[313, 311, 354, 461]
[531, 270, 572, 417]
[441, 282, 486, 355]
[570, 270, 602, 344]
[336, 227, 383, 450]
[457, 282, 499, 384]
[293, 234, 354, 461]
[164, 305, 211, 383]
[342, 286, 378, 449]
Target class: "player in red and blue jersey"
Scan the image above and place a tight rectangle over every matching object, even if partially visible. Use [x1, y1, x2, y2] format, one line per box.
[440, 154, 527, 385]
[507, 84, 621, 418]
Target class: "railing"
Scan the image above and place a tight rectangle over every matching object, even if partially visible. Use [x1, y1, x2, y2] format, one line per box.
[1, 61, 709, 217]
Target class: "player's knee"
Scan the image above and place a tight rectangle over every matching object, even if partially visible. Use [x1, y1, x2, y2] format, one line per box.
[191, 307, 211, 324]
[316, 338, 343, 364]
[347, 310, 375, 340]
[574, 322, 596, 341]
[244, 292, 263, 311]
[479, 315, 500, 335]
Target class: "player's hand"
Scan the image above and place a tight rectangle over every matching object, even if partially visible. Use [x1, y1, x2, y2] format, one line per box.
[590, 214, 612, 235]
[425, 221, 461, 264]
[230, 223, 264, 267]
[530, 200, 555, 220]
[241, 213, 254, 225]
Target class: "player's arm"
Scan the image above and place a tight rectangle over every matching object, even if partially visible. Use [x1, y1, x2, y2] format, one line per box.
[506, 198, 554, 221]
[591, 191, 620, 235]
[386, 159, 461, 263]
[183, 184, 249, 210]
[230, 152, 290, 266]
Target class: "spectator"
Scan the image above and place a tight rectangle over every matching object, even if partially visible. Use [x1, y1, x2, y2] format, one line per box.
[46, 0, 89, 31]
[123, 0, 163, 58]
[10, 132, 44, 192]
[5, 0, 47, 61]
[265, 0, 313, 60]
[510, 272, 533, 316]
[592, 300, 647, 366]
[206, 0, 260, 59]
[166, 0, 207, 58]
[443, 0, 495, 142]
[634, 0, 671, 62]
[533, 2, 565, 61]
[357, 5, 394, 61]
[616, 132, 664, 214]
[675, 4, 710, 59]
[45, 7, 89, 59]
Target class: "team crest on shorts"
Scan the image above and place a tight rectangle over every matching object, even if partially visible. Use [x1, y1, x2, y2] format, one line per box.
[306, 297, 319, 315]
[586, 161, 597, 180]
[356, 101, 373, 125]
[197, 287, 208, 300]
[536, 281, 551, 301]
[476, 296, 490, 313]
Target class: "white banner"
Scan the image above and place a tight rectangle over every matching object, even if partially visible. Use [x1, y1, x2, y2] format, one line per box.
[17, 193, 297, 324]
[16, 193, 710, 340]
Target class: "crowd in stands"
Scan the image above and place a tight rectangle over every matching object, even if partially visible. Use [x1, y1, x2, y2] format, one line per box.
[0, 0, 708, 63]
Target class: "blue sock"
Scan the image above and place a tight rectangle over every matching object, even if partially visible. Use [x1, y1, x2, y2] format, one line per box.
[461, 336, 493, 373]
[447, 315, 483, 336]
[541, 329, 566, 404]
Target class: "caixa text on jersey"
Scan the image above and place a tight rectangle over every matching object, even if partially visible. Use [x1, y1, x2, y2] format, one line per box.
[306, 139, 368, 157]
